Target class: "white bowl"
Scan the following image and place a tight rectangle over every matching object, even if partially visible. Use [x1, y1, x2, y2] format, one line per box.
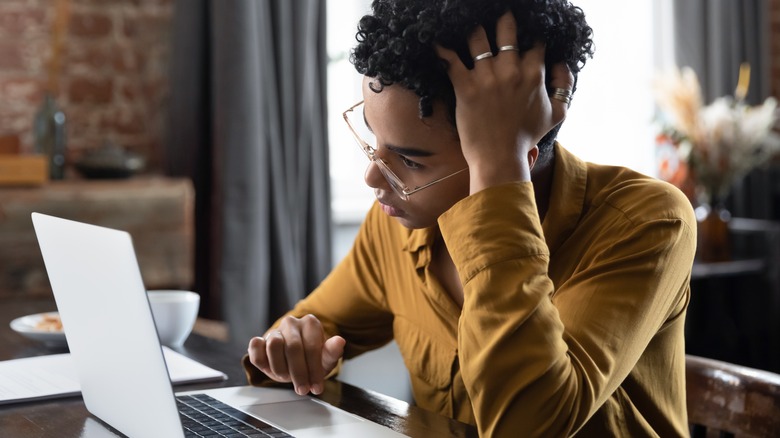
[9, 312, 67, 346]
[147, 290, 200, 347]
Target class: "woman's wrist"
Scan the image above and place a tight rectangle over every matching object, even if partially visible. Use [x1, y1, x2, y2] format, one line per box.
[468, 158, 530, 194]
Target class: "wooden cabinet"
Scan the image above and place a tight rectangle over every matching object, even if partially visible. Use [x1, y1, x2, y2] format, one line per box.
[0, 176, 194, 297]
[686, 218, 780, 373]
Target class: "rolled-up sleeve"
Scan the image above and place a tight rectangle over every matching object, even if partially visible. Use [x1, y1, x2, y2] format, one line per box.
[439, 181, 695, 437]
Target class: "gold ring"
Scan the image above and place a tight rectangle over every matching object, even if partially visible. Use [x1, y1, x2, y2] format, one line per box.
[498, 45, 520, 52]
[550, 88, 572, 106]
[472, 51, 494, 62]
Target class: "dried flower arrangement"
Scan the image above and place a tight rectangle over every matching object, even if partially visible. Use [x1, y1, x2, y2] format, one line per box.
[654, 64, 780, 207]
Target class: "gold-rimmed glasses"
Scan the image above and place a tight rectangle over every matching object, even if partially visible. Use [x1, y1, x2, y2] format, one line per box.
[342, 100, 468, 201]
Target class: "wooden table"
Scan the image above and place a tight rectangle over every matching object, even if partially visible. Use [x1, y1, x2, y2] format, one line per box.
[0, 296, 477, 437]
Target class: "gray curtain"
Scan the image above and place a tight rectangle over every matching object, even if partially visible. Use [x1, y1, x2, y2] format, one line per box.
[168, 0, 332, 342]
[673, 0, 770, 105]
[673, 0, 773, 218]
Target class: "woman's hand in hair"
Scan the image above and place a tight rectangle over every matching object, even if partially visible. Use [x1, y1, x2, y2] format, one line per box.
[436, 11, 573, 194]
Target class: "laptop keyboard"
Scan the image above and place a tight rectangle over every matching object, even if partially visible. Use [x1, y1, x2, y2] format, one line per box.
[177, 394, 294, 437]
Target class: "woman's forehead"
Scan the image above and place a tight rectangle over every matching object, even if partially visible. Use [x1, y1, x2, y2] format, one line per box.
[362, 77, 455, 135]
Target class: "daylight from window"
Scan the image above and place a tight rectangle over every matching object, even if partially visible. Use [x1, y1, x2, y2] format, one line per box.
[326, 1, 673, 223]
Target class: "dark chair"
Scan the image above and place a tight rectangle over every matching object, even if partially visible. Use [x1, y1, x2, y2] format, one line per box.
[686, 354, 780, 438]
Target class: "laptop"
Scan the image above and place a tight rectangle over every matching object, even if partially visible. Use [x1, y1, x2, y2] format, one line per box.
[31, 212, 408, 438]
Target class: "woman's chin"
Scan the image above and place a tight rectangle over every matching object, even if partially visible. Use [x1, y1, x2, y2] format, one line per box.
[393, 215, 437, 230]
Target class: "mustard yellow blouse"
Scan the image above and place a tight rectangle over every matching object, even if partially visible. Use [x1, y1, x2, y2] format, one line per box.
[244, 144, 696, 437]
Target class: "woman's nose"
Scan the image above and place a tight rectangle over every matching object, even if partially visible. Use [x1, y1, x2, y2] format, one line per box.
[364, 160, 385, 189]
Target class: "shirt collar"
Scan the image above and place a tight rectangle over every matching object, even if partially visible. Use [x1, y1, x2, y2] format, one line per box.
[404, 226, 433, 253]
[403, 225, 435, 270]
[542, 142, 588, 257]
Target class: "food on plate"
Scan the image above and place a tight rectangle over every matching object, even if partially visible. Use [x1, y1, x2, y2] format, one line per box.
[35, 313, 63, 332]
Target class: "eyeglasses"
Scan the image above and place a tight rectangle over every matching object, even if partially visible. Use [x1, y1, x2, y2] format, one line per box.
[342, 100, 468, 201]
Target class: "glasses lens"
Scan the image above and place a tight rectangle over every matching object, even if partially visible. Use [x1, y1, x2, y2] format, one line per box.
[345, 103, 376, 152]
[374, 161, 409, 200]
[346, 102, 411, 200]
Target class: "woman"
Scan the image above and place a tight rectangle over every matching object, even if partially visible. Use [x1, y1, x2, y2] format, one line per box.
[246, 1, 695, 436]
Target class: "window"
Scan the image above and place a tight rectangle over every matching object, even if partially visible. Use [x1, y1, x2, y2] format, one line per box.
[326, 0, 674, 226]
[326, 0, 374, 226]
[556, 0, 674, 176]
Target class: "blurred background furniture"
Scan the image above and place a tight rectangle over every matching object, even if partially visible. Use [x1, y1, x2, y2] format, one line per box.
[686, 354, 780, 438]
[686, 217, 780, 373]
[0, 176, 194, 298]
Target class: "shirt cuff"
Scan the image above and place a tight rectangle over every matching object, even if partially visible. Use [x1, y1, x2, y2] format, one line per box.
[438, 182, 548, 284]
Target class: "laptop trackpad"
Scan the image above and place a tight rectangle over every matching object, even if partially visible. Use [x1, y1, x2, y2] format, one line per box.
[241, 399, 362, 431]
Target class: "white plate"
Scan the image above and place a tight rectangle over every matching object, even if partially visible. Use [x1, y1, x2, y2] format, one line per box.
[10, 312, 67, 346]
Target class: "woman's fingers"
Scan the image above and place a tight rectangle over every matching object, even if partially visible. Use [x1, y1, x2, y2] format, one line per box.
[300, 314, 326, 394]
[495, 11, 519, 53]
[265, 330, 290, 381]
[247, 314, 345, 396]
[322, 335, 346, 372]
[434, 10, 565, 190]
[467, 26, 494, 69]
[247, 336, 270, 374]
[547, 62, 575, 125]
[281, 323, 311, 395]
[434, 44, 469, 92]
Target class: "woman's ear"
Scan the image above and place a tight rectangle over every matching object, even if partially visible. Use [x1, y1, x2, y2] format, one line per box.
[527, 146, 539, 171]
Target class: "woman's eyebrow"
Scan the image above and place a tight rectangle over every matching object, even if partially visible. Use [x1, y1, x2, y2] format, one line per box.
[364, 111, 434, 157]
[386, 144, 433, 157]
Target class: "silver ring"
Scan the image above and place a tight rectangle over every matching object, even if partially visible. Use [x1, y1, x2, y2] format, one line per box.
[550, 88, 572, 106]
[472, 51, 494, 62]
[498, 45, 520, 52]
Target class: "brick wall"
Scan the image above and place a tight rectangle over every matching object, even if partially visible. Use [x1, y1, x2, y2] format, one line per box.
[0, 0, 173, 174]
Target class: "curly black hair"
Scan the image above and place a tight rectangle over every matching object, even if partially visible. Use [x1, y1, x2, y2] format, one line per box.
[350, 0, 594, 156]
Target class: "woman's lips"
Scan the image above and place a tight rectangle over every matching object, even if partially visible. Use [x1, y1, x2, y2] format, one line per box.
[375, 191, 405, 217]
[379, 201, 403, 217]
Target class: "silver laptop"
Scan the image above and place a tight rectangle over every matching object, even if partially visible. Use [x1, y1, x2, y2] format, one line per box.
[32, 212, 407, 438]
